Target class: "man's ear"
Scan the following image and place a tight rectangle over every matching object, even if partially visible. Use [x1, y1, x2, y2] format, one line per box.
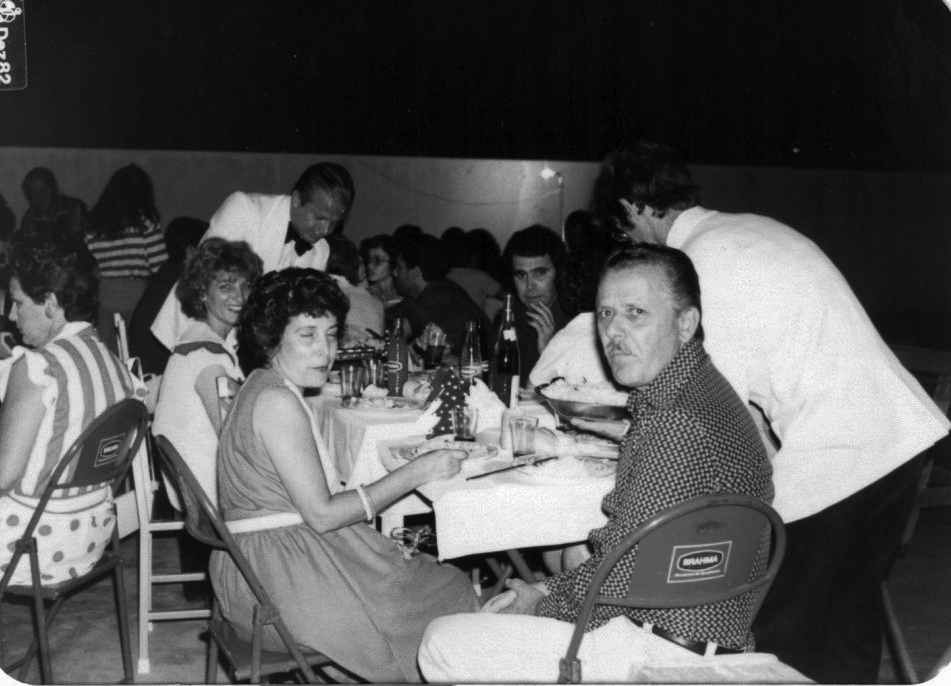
[290, 190, 301, 209]
[44, 293, 59, 319]
[677, 307, 700, 344]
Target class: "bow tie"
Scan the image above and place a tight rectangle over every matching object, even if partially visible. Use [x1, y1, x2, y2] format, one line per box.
[284, 224, 314, 257]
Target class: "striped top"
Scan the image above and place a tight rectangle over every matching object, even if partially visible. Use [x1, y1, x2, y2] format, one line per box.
[88, 219, 168, 279]
[9, 322, 144, 498]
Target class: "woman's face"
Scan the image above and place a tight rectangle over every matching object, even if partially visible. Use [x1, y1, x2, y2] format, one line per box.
[8, 277, 58, 348]
[203, 270, 252, 338]
[366, 246, 392, 284]
[271, 313, 338, 389]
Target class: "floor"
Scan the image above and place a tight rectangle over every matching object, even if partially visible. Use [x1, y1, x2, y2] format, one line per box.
[1, 506, 949, 685]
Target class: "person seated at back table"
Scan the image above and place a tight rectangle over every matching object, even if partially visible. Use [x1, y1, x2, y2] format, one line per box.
[209, 268, 478, 683]
[324, 234, 384, 345]
[386, 233, 488, 355]
[19, 166, 87, 240]
[443, 230, 505, 318]
[497, 224, 570, 387]
[419, 244, 805, 684]
[360, 234, 401, 307]
[0, 230, 145, 586]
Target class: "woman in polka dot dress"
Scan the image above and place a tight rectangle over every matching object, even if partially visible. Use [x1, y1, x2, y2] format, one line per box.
[0, 230, 144, 585]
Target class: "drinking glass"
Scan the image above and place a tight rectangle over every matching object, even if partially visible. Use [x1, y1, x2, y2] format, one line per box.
[510, 415, 539, 456]
[340, 362, 365, 399]
[423, 328, 447, 370]
[363, 357, 386, 389]
[451, 405, 478, 441]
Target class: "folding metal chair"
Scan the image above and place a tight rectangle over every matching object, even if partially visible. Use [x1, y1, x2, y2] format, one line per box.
[0, 398, 149, 684]
[154, 434, 345, 684]
[558, 493, 785, 684]
[882, 344, 951, 684]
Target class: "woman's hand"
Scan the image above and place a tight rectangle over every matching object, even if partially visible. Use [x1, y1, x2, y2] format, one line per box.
[570, 417, 629, 442]
[491, 579, 547, 615]
[405, 448, 468, 485]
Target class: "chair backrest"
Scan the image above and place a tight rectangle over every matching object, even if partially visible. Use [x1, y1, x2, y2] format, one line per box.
[890, 344, 951, 416]
[20, 398, 149, 551]
[580, 493, 783, 619]
[114, 312, 130, 364]
[560, 494, 783, 683]
[153, 434, 319, 677]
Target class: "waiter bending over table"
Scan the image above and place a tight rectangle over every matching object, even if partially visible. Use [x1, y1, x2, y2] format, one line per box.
[419, 244, 806, 684]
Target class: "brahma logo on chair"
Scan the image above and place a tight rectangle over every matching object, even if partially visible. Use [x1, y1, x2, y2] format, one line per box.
[667, 540, 732, 583]
[94, 433, 126, 467]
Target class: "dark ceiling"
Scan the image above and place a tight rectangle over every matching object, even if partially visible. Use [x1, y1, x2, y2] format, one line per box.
[2, 0, 950, 171]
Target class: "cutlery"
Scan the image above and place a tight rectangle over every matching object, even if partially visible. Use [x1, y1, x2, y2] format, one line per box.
[465, 455, 558, 481]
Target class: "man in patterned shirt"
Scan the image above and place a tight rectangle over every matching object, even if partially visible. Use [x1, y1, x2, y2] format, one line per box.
[419, 245, 804, 683]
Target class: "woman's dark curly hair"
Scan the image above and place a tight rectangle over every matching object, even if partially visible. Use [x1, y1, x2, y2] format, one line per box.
[10, 227, 100, 324]
[237, 268, 350, 374]
[176, 238, 263, 321]
[87, 164, 160, 240]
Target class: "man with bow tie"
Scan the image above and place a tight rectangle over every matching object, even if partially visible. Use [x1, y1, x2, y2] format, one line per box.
[150, 162, 355, 350]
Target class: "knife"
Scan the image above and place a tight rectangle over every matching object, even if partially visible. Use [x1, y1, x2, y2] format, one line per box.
[465, 455, 558, 481]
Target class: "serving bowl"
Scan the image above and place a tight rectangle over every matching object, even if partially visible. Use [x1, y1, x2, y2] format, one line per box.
[535, 381, 630, 421]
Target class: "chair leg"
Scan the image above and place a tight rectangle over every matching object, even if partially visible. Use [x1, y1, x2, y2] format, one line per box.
[205, 600, 221, 685]
[29, 545, 53, 684]
[251, 605, 263, 685]
[882, 582, 919, 684]
[113, 563, 134, 683]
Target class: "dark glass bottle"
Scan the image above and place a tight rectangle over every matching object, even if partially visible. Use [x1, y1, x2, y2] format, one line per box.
[386, 317, 408, 396]
[476, 319, 490, 384]
[489, 294, 520, 407]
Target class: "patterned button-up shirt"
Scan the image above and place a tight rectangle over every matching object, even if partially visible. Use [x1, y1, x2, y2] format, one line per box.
[538, 337, 774, 650]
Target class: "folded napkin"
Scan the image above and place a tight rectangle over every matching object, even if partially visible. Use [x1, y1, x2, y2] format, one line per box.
[468, 378, 505, 433]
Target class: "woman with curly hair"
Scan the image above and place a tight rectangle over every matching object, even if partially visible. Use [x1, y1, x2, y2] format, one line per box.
[152, 238, 262, 506]
[210, 268, 478, 682]
[0, 230, 144, 585]
[86, 164, 168, 354]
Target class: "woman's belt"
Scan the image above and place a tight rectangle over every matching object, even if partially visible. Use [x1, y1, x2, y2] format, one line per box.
[225, 512, 304, 534]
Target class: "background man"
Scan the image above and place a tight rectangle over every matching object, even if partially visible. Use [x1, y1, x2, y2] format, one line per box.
[592, 140, 950, 684]
[19, 167, 87, 239]
[150, 162, 354, 349]
[419, 245, 803, 683]
[385, 233, 487, 356]
[499, 224, 570, 385]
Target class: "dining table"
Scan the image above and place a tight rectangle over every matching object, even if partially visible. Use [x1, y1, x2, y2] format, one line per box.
[307, 385, 617, 569]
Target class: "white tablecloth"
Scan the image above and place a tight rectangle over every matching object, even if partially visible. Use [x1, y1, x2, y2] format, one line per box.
[308, 390, 610, 558]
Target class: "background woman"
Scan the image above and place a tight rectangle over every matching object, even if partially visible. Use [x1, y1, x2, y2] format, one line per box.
[210, 268, 477, 682]
[86, 164, 168, 355]
[359, 234, 401, 306]
[0, 230, 144, 585]
[153, 237, 263, 506]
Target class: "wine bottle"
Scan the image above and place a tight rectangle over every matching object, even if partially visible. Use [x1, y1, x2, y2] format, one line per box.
[386, 318, 408, 396]
[476, 319, 490, 383]
[458, 320, 482, 385]
[489, 294, 520, 407]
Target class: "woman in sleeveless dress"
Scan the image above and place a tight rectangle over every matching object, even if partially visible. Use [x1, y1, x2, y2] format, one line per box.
[209, 268, 477, 683]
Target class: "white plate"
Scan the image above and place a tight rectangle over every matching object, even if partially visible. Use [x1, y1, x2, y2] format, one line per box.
[382, 436, 499, 472]
[509, 455, 617, 484]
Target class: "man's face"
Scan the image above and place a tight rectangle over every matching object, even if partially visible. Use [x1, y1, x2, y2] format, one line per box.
[511, 254, 557, 308]
[392, 255, 417, 297]
[596, 265, 696, 388]
[24, 179, 56, 214]
[618, 200, 662, 245]
[289, 189, 347, 244]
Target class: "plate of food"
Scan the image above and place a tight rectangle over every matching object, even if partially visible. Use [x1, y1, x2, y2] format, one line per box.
[510, 455, 617, 484]
[537, 379, 630, 421]
[341, 395, 425, 413]
[382, 434, 499, 472]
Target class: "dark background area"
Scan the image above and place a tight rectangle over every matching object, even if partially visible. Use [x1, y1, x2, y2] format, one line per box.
[2, 0, 951, 171]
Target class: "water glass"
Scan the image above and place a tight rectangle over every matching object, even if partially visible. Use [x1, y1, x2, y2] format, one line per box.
[363, 357, 386, 389]
[511, 415, 539, 456]
[451, 405, 478, 441]
[340, 362, 365, 398]
[423, 328, 447, 369]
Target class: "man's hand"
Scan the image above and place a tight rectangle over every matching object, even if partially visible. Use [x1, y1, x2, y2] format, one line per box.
[526, 302, 556, 353]
[495, 579, 547, 615]
[570, 417, 630, 442]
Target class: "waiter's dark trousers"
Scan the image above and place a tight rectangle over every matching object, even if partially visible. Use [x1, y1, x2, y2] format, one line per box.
[752, 455, 924, 684]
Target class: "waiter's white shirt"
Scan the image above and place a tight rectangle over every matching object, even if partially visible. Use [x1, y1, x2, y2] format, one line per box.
[150, 192, 330, 349]
[667, 206, 949, 521]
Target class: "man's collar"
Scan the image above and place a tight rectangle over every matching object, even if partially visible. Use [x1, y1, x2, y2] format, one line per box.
[284, 223, 315, 256]
[627, 338, 707, 415]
